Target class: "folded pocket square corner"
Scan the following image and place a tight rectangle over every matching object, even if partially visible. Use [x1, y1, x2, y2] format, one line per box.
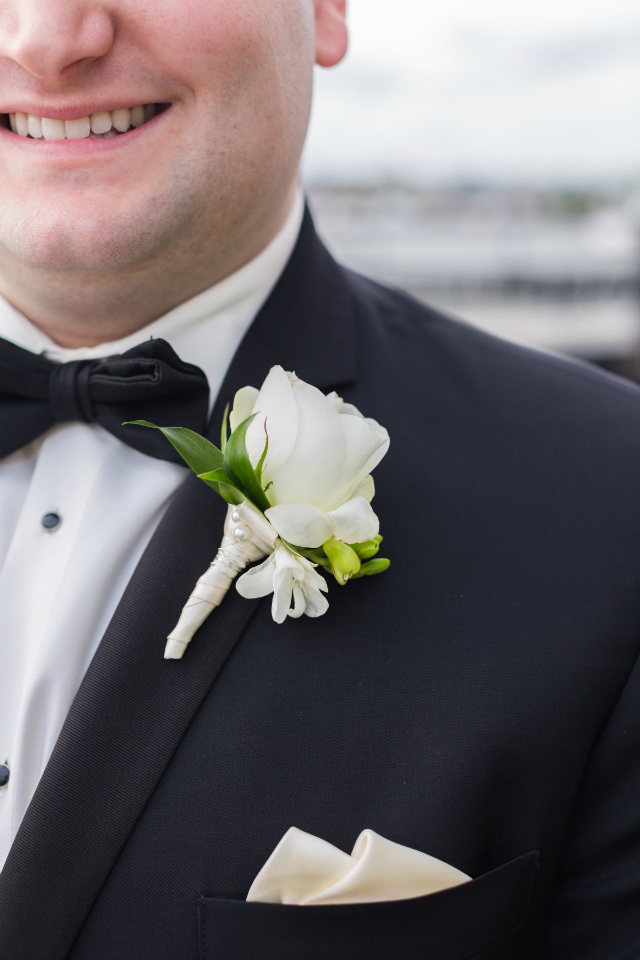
[247, 826, 471, 906]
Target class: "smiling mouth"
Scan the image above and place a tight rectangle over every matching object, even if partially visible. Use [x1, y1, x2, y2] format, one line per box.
[2, 103, 168, 140]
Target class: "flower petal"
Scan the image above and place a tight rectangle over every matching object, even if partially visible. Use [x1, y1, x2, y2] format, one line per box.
[272, 564, 294, 623]
[236, 553, 276, 599]
[299, 556, 328, 591]
[294, 556, 329, 619]
[305, 584, 330, 618]
[326, 391, 365, 420]
[304, 590, 329, 617]
[274, 541, 306, 577]
[344, 474, 375, 504]
[328, 496, 380, 544]
[230, 386, 260, 433]
[265, 503, 333, 549]
[365, 417, 389, 441]
[289, 582, 307, 618]
[318, 414, 389, 511]
[301, 573, 329, 620]
[245, 366, 299, 481]
[267, 378, 346, 507]
[342, 402, 365, 419]
[325, 391, 343, 413]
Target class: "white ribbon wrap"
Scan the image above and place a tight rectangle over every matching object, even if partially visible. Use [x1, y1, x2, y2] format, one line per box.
[164, 501, 277, 659]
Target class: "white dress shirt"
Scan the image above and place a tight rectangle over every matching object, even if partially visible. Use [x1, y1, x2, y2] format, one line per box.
[0, 188, 304, 872]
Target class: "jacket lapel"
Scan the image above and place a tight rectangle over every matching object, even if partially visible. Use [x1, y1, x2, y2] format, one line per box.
[210, 205, 357, 425]
[0, 208, 356, 960]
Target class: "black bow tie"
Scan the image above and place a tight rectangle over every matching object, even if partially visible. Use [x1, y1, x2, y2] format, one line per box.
[0, 336, 210, 464]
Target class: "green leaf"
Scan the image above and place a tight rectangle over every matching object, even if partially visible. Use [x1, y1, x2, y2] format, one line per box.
[216, 481, 245, 505]
[124, 421, 224, 475]
[220, 404, 230, 453]
[198, 467, 237, 486]
[352, 558, 391, 578]
[255, 426, 269, 483]
[224, 414, 271, 512]
[197, 468, 244, 505]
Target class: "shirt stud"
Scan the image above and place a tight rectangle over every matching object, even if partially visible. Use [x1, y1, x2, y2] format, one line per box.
[0, 765, 9, 788]
[42, 513, 61, 530]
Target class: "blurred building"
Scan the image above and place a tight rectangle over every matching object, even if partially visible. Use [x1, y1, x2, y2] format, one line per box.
[306, 181, 640, 381]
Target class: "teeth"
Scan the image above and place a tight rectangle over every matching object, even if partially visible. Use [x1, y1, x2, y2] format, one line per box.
[90, 111, 112, 134]
[65, 116, 91, 140]
[42, 117, 66, 141]
[15, 112, 28, 137]
[27, 114, 42, 139]
[8, 104, 157, 140]
[112, 108, 130, 133]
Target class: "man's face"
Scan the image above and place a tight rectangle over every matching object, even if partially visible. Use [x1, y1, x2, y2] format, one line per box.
[0, 0, 321, 274]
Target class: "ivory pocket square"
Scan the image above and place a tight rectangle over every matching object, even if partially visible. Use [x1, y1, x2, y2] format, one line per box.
[247, 827, 471, 906]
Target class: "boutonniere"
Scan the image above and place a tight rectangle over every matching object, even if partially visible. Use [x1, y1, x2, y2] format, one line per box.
[128, 366, 390, 659]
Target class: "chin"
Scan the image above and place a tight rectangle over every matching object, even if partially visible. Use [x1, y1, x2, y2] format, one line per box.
[0, 196, 183, 274]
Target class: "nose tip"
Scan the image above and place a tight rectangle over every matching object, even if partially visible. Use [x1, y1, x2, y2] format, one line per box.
[5, 7, 114, 80]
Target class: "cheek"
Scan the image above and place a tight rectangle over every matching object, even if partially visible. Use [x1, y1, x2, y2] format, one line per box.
[133, 0, 312, 173]
[130, 0, 291, 95]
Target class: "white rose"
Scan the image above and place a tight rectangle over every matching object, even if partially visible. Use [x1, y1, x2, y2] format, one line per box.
[230, 365, 390, 550]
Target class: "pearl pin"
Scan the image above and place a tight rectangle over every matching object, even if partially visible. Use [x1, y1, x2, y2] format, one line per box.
[231, 509, 241, 524]
[233, 524, 251, 542]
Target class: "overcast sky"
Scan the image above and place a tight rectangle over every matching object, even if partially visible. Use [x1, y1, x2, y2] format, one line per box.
[302, 0, 640, 185]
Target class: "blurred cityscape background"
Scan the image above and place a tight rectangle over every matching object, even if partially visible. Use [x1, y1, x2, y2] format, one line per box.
[302, 0, 640, 379]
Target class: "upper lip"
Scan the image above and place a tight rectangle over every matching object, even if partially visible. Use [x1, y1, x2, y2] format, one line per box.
[0, 99, 163, 121]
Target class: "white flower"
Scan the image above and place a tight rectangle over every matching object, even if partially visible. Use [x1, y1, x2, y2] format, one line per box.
[145, 367, 390, 653]
[230, 366, 389, 550]
[236, 540, 329, 623]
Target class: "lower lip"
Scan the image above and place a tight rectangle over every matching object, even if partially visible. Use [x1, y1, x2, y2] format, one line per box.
[0, 108, 168, 162]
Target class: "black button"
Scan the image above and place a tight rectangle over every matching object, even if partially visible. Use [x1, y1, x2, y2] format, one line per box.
[0, 765, 9, 788]
[42, 513, 61, 530]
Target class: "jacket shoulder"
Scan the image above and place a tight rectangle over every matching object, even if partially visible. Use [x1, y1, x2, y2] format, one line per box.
[343, 267, 640, 437]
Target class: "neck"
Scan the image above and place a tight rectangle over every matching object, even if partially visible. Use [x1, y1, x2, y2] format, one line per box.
[0, 181, 299, 350]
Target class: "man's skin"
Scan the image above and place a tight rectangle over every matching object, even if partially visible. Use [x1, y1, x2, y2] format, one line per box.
[0, 0, 347, 347]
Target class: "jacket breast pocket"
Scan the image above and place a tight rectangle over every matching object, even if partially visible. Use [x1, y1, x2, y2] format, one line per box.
[198, 850, 539, 960]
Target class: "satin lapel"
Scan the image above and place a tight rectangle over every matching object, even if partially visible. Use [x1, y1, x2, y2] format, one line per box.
[0, 208, 357, 960]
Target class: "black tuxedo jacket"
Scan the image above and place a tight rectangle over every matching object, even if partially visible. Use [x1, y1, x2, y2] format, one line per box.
[2, 209, 640, 960]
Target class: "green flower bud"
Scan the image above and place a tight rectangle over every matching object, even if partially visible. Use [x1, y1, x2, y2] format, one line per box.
[350, 539, 380, 561]
[323, 537, 361, 585]
[352, 558, 391, 578]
